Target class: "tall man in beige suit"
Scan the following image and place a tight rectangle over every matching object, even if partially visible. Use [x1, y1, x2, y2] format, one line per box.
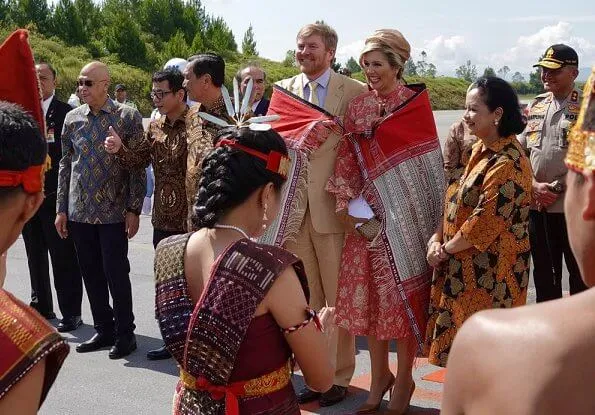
[276, 23, 366, 407]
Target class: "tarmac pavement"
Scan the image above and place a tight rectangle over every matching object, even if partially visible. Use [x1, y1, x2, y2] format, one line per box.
[3, 110, 563, 414]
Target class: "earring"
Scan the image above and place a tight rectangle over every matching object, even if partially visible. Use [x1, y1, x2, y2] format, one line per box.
[494, 119, 499, 126]
[262, 203, 268, 230]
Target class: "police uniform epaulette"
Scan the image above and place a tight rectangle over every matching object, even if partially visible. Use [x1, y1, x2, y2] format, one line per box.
[534, 92, 551, 100]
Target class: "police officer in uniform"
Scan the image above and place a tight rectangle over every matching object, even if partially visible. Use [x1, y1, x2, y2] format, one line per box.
[519, 44, 587, 302]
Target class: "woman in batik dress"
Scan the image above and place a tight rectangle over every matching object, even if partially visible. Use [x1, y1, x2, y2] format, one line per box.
[327, 29, 444, 414]
[425, 76, 533, 367]
[155, 126, 335, 415]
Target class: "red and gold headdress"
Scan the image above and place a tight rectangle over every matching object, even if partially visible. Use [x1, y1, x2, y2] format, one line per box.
[216, 138, 290, 179]
[0, 29, 50, 194]
[565, 67, 595, 172]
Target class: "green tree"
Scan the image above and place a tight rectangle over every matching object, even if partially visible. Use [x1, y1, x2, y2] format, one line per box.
[74, 0, 102, 39]
[404, 59, 417, 76]
[282, 49, 295, 67]
[205, 17, 237, 54]
[455, 60, 478, 82]
[190, 31, 206, 54]
[103, 12, 148, 67]
[497, 65, 510, 80]
[529, 68, 543, 93]
[52, 0, 87, 45]
[163, 30, 190, 61]
[511, 71, 525, 83]
[0, 0, 10, 23]
[10, 0, 52, 34]
[415, 51, 437, 78]
[331, 60, 341, 72]
[346, 56, 361, 73]
[483, 67, 496, 77]
[241, 24, 257, 56]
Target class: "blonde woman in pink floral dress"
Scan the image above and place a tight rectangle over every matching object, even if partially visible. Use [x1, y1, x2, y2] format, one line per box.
[327, 29, 444, 414]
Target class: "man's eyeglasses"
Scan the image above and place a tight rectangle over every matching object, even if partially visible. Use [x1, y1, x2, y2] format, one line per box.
[77, 79, 107, 87]
[150, 90, 173, 100]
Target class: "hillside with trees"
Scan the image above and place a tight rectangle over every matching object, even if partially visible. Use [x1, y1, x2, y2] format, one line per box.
[1, 0, 471, 113]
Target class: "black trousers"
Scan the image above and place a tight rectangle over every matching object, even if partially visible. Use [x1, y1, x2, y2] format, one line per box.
[153, 229, 184, 249]
[22, 194, 83, 318]
[69, 221, 135, 337]
[529, 210, 587, 302]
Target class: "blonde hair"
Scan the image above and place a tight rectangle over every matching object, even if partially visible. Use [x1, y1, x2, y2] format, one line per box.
[297, 23, 338, 52]
[359, 42, 406, 80]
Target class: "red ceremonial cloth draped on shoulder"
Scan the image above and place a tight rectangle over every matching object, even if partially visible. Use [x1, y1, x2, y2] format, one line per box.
[259, 86, 342, 246]
[355, 84, 440, 179]
[347, 84, 445, 350]
[0, 29, 45, 132]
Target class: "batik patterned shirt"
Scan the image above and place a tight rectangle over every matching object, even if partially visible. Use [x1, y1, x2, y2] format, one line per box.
[57, 99, 146, 224]
[185, 96, 227, 229]
[116, 110, 188, 232]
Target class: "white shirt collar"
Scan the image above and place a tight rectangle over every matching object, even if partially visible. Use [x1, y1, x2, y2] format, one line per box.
[251, 100, 261, 112]
[42, 93, 55, 118]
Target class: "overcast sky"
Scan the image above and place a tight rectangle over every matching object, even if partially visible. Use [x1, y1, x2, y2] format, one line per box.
[203, 0, 594, 77]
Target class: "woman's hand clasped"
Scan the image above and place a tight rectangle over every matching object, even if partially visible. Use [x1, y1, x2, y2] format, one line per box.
[427, 241, 449, 268]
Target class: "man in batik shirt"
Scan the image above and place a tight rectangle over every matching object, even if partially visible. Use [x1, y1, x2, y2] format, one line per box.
[56, 61, 145, 360]
[182, 53, 228, 230]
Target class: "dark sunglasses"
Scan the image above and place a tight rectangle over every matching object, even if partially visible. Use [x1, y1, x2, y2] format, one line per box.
[77, 79, 106, 87]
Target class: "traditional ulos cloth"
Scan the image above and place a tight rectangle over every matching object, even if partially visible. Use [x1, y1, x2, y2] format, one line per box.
[327, 84, 444, 346]
[0, 289, 69, 406]
[258, 85, 342, 247]
[155, 234, 309, 414]
[425, 135, 533, 367]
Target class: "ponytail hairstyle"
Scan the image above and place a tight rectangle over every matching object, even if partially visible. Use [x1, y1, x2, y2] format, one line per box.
[192, 127, 288, 229]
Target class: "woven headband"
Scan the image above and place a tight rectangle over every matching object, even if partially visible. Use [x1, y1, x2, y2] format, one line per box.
[216, 138, 290, 179]
[0, 155, 51, 193]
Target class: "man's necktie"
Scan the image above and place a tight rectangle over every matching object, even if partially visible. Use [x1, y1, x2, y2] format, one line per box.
[308, 81, 319, 106]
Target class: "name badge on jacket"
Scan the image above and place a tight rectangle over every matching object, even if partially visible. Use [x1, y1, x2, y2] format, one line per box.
[47, 127, 55, 143]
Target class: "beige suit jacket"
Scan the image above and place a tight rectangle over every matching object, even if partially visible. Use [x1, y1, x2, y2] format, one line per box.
[276, 71, 367, 234]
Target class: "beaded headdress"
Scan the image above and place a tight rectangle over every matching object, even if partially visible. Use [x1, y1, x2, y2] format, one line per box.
[565, 67, 595, 172]
[198, 77, 290, 179]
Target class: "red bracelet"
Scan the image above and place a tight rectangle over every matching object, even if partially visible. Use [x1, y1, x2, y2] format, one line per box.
[282, 307, 323, 334]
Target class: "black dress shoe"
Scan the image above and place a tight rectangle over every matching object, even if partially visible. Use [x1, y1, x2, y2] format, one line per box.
[76, 333, 115, 353]
[296, 386, 321, 404]
[57, 316, 83, 332]
[319, 385, 348, 407]
[147, 344, 171, 360]
[108, 335, 137, 359]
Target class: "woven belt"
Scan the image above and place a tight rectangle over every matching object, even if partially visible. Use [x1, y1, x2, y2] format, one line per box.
[179, 361, 291, 415]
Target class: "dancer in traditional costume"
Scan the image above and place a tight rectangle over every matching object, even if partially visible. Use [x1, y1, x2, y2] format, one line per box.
[326, 29, 444, 414]
[442, 67, 595, 415]
[425, 77, 532, 368]
[261, 22, 366, 407]
[0, 29, 69, 414]
[154, 84, 334, 414]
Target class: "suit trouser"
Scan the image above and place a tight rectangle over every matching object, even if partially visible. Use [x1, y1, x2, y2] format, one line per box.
[69, 221, 135, 337]
[22, 194, 83, 318]
[529, 210, 587, 302]
[285, 209, 355, 387]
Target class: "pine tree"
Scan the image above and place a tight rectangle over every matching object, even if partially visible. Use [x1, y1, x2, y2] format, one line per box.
[11, 0, 52, 34]
[345, 57, 361, 73]
[483, 67, 496, 77]
[52, 0, 87, 45]
[241, 24, 257, 56]
[163, 31, 190, 62]
[205, 17, 237, 53]
[103, 12, 148, 67]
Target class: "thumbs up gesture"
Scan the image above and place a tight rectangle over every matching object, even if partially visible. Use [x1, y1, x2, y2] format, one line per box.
[104, 126, 123, 154]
